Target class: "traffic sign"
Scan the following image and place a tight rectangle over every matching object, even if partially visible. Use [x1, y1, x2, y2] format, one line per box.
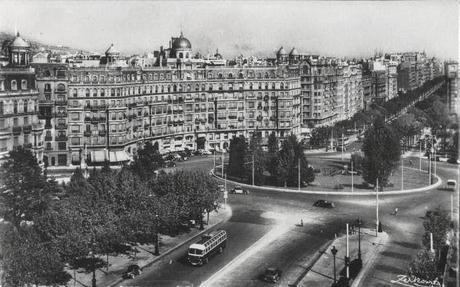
[223, 191, 228, 199]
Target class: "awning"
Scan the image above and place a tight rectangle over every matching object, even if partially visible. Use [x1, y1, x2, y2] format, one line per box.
[90, 150, 131, 163]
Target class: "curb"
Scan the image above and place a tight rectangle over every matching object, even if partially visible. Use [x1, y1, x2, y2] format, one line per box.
[288, 238, 335, 287]
[108, 208, 231, 287]
[211, 167, 442, 196]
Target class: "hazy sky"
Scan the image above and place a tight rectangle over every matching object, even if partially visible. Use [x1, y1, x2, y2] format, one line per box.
[0, 1, 458, 59]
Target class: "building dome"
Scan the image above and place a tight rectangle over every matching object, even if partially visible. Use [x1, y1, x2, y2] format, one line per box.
[277, 46, 287, 56]
[10, 32, 30, 49]
[289, 47, 299, 56]
[172, 33, 191, 50]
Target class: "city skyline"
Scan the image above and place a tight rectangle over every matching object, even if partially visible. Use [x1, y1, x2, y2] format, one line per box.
[0, 1, 458, 60]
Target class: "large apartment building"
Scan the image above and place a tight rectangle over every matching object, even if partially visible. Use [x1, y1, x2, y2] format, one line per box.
[31, 34, 301, 167]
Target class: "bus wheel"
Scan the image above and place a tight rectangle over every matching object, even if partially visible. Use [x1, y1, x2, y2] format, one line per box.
[218, 247, 223, 253]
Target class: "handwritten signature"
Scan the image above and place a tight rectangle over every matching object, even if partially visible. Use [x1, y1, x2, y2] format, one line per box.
[390, 275, 441, 287]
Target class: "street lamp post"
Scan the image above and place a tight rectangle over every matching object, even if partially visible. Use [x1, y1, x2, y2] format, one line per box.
[345, 223, 350, 281]
[419, 139, 422, 171]
[357, 217, 362, 265]
[376, 178, 380, 236]
[401, 156, 404, 191]
[90, 250, 96, 287]
[154, 213, 160, 256]
[331, 245, 338, 285]
[252, 154, 255, 186]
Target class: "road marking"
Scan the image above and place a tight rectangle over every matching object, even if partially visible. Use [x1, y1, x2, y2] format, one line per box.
[200, 224, 290, 287]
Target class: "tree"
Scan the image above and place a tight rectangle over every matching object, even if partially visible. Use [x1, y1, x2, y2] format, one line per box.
[422, 207, 450, 259]
[266, 132, 279, 183]
[362, 117, 401, 186]
[408, 250, 440, 281]
[130, 141, 164, 181]
[277, 134, 314, 187]
[247, 130, 265, 185]
[0, 147, 49, 229]
[1, 225, 71, 286]
[228, 135, 248, 179]
[392, 113, 423, 150]
[309, 127, 330, 148]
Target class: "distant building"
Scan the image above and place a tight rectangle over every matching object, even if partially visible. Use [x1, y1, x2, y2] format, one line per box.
[445, 61, 458, 114]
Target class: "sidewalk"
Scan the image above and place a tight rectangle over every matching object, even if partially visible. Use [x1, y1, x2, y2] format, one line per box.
[67, 206, 232, 287]
[296, 228, 389, 287]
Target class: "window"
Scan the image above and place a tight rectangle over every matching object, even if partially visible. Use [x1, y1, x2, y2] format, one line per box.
[21, 80, 27, 90]
[11, 80, 17, 91]
[0, 101, 3, 115]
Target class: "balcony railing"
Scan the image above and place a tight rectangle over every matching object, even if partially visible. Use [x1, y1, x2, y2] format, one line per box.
[23, 125, 32, 134]
[12, 126, 22, 135]
[56, 124, 67, 130]
[98, 130, 106, 137]
[0, 127, 11, 135]
[56, 112, 67, 118]
[55, 135, 68, 142]
[23, 143, 32, 149]
[45, 135, 52, 141]
[55, 100, 68, 106]
[83, 131, 92, 137]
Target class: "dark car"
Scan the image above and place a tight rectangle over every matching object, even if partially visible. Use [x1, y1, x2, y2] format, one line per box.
[122, 264, 141, 279]
[263, 268, 282, 283]
[313, 200, 335, 208]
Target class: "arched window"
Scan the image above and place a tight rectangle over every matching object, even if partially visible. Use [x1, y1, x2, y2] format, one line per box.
[24, 100, 28, 113]
[218, 73, 223, 79]
[13, 100, 18, 113]
[0, 101, 3, 115]
[11, 80, 17, 91]
[21, 80, 27, 90]
[173, 85, 177, 92]
[85, 89, 90, 97]
[228, 73, 233, 79]
[57, 83, 65, 91]
[93, 89, 97, 97]
[238, 72, 244, 79]
[207, 72, 213, 79]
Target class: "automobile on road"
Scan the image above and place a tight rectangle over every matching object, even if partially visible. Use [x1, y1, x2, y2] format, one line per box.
[313, 200, 335, 208]
[262, 268, 282, 283]
[230, 186, 249, 195]
[446, 179, 457, 191]
[122, 264, 141, 279]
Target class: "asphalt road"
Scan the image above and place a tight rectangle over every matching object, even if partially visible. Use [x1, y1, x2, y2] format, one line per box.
[117, 154, 458, 287]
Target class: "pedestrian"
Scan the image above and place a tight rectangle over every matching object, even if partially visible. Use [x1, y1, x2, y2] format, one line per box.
[394, 207, 398, 215]
[300, 219, 303, 226]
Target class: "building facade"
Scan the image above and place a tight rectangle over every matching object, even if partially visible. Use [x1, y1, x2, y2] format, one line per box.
[31, 36, 302, 167]
[0, 33, 44, 162]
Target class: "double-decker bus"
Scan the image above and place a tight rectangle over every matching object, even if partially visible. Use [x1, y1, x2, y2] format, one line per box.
[188, 230, 227, 266]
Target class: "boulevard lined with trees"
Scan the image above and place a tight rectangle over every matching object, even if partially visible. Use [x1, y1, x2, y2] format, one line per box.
[0, 145, 220, 286]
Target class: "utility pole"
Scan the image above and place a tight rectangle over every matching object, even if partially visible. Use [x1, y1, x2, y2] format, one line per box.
[252, 154, 255, 186]
[376, 178, 379, 237]
[401, 156, 404, 191]
[419, 140, 422, 171]
[429, 154, 432, 184]
[298, 158, 301, 191]
[213, 150, 216, 171]
[221, 152, 224, 177]
[351, 160, 354, 194]
[341, 132, 344, 160]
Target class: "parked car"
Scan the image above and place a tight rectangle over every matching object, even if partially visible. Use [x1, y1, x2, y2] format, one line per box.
[262, 268, 282, 283]
[164, 160, 176, 168]
[201, 150, 212, 155]
[230, 186, 249, 195]
[313, 200, 335, 208]
[122, 264, 141, 279]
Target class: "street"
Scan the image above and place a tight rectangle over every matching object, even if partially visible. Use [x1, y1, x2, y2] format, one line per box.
[118, 154, 458, 287]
